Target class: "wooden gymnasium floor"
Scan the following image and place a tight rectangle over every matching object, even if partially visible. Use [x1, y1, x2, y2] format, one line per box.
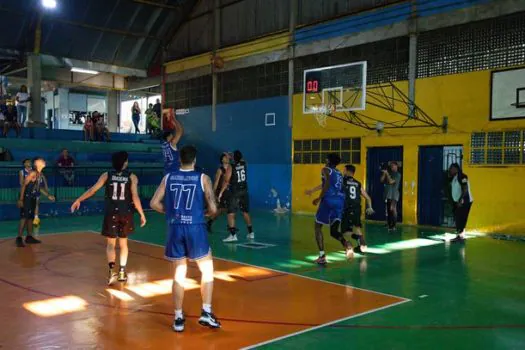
[0, 211, 524, 349]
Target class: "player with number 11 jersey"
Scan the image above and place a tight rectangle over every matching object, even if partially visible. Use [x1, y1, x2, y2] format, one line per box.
[71, 151, 147, 285]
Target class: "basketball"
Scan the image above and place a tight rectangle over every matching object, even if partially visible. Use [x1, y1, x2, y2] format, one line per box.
[212, 55, 224, 69]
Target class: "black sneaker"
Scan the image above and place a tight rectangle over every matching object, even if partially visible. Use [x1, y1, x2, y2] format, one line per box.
[198, 310, 221, 329]
[172, 313, 186, 332]
[451, 235, 466, 243]
[25, 236, 41, 244]
[15, 237, 25, 247]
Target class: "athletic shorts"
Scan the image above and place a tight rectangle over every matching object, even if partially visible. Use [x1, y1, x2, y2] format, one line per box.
[315, 197, 344, 225]
[227, 190, 250, 214]
[101, 213, 134, 238]
[20, 197, 37, 219]
[165, 224, 210, 261]
[341, 206, 362, 233]
[216, 190, 230, 209]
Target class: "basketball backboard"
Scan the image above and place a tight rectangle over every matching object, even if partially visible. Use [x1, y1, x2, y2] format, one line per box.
[491, 67, 525, 120]
[303, 61, 367, 115]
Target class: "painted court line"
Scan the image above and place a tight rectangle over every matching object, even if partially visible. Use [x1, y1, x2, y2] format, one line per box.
[241, 299, 410, 350]
[127, 237, 411, 302]
[128, 237, 412, 348]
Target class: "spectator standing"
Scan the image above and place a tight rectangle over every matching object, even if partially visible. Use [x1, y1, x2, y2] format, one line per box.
[131, 102, 141, 134]
[16, 85, 30, 126]
[3, 104, 21, 137]
[381, 161, 401, 232]
[57, 149, 75, 185]
[153, 99, 162, 122]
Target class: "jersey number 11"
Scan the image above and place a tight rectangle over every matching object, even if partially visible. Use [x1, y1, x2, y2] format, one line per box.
[111, 183, 126, 200]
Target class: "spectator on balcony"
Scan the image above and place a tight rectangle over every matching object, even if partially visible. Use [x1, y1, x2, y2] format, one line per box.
[0, 99, 6, 131]
[93, 111, 111, 142]
[84, 114, 94, 141]
[154, 98, 161, 122]
[57, 148, 75, 186]
[3, 104, 21, 137]
[16, 85, 30, 126]
[131, 102, 141, 134]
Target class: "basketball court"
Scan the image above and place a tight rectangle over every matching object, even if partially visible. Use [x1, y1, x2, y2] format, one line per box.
[0, 212, 524, 349]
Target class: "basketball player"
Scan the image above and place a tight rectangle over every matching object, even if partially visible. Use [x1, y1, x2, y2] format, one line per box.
[221, 150, 254, 242]
[305, 153, 350, 265]
[207, 152, 231, 233]
[19, 159, 46, 226]
[16, 157, 55, 247]
[162, 117, 184, 174]
[71, 151, 146, 285]
[341, 165, 374, 254]
[149, 145, 221, 332]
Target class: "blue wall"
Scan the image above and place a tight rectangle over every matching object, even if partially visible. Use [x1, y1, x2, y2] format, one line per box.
[178, 96, 291, 210]
[295, 0, 494, 44]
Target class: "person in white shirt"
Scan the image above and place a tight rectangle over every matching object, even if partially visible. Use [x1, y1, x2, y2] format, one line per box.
[15, 85, 31, 126]
[449, 163, 473, 243]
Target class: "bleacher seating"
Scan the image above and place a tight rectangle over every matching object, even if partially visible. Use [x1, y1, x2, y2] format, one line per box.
[0, 129, 164, 220]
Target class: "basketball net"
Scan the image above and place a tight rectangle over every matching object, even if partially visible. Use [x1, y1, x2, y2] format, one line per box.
[314, 104, 335, 128]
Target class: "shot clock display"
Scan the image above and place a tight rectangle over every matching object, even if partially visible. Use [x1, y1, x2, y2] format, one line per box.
[304, 71, 321, 93]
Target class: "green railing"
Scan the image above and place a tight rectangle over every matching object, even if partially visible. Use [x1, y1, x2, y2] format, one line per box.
[0, 165, 164, 203]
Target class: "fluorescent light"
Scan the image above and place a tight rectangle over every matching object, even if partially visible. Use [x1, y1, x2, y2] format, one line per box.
[71, 67, 98, 75]
[42, 0, 57, 9]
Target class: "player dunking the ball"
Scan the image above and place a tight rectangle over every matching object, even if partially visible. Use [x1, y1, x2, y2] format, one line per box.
[71, 151, 146, 285]
[150, 145, 221, 332]
[305, 153, 352, 264]
[162, 117, 184, 174]
[341, 165, 374, 254]
[17, 157, 55, 247]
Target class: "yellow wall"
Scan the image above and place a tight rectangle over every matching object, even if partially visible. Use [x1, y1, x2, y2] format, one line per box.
[293, 70, 525, 235]
[165, 32, 289, 74]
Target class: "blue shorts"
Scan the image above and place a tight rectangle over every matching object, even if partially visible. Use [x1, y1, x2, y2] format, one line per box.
[165, 224, 211, 261]
[315, 197, 344, 225]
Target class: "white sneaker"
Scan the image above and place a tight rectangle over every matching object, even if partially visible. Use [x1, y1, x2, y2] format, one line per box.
[247, 232, 255, 240]
[223, 234, 238, 242]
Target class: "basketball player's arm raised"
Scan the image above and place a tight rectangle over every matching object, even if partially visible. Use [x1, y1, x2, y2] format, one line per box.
[70, 172, 108, 212]
[130, 174, 147, 227]
[313, 168, 330, 206]
[203, 174, 218, 217]
[171, 117, 184, 147]
[150, 175, 167, 214]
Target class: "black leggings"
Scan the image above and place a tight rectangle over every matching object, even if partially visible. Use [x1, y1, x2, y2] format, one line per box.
[454, 201, 472, 234]
[386, 199, 398, 229]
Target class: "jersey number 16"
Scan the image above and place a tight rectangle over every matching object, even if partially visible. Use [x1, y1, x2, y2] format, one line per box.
[237, 169, 246, 182]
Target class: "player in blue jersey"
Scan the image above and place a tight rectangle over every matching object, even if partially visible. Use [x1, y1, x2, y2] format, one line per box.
[16, 157, 55, 247]
[161, 117, 184, 173]
[305, 153, 352, 265]
[150, 145, 221, 333]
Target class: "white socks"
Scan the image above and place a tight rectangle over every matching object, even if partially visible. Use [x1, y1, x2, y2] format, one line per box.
[319, 251, 325, 257]
[175, 309, 183, 319]
[203, 304, 212, 313]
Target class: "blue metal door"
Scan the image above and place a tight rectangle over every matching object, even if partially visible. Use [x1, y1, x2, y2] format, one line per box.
[418, 147, 444, 226]
[366, 147, 403, 222]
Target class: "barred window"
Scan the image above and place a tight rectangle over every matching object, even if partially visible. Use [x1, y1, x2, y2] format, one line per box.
[418, 12, 525, 78]
[470, 131, 525, 165]
[165, 75, 212, 109]
[293, 137, 361, 164]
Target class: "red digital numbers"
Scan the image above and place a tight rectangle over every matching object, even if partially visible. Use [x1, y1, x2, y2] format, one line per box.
[306, 80, 319, 93]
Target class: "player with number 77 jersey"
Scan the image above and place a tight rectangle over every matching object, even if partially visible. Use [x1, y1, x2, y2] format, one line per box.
[70, 151, 147, 286]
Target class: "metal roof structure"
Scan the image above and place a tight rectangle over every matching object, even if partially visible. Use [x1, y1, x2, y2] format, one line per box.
[0, 0, 199, 74]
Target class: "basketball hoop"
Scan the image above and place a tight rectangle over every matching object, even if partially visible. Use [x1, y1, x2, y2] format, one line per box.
[314, 104, 335, 127]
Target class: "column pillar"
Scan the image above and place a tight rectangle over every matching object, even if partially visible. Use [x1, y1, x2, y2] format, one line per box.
[27, 53, 43, 124]
[288, 0, 297, 127]
[107, 90, 119, 132]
